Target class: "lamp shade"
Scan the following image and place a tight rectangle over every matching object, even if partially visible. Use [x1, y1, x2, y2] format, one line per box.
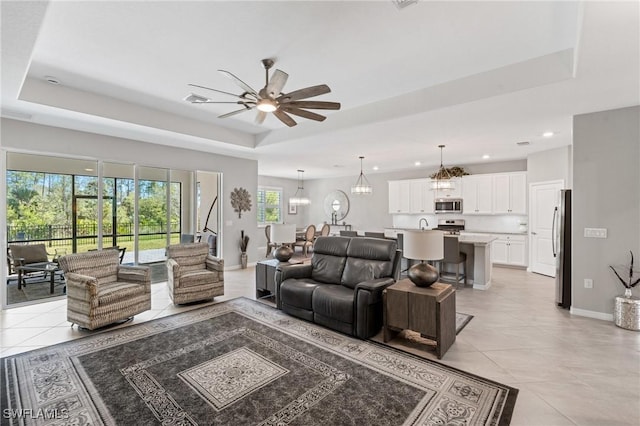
[402, 230, 444, 261]
[270, 224, 296, 244]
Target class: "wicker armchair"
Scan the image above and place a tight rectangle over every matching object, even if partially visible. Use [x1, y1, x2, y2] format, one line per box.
[166, 242, 224, 304]
[58, 249, 151, 330]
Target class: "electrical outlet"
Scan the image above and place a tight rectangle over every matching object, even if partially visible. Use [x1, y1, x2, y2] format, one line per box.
[584, 278, 593, 289]
[584, 228, 607, 238]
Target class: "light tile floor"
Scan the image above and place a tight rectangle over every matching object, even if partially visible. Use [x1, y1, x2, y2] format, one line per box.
[1, 266, 638, 425]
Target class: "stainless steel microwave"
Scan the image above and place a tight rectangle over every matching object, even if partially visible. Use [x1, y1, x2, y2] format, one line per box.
[434, 199, 463, 214]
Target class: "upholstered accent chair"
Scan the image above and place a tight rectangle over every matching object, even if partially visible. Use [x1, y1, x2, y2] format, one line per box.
[166, 242, 224, 304]
[58, 249, 151, 330]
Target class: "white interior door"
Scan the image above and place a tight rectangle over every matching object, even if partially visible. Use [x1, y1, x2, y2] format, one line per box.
[529, 180, 564, 276]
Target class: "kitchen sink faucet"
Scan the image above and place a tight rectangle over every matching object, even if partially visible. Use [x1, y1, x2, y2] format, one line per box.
[418, 218, 429, 230]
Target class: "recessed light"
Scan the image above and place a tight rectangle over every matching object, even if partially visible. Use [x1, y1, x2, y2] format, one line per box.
[542, 131, 554, 138]
[372, 166, 379, 171]
[44, 75, 61, 85]
[414, 161, 421, 166]
[332, 164, 344, 168]
[482, 154, 490, 160]
[84, 168, 94, 172]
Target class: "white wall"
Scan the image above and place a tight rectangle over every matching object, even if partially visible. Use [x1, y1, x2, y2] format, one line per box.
[527, 146, 572, 187]
[1, 118, 259, 269]
[572, 105, 640, 317]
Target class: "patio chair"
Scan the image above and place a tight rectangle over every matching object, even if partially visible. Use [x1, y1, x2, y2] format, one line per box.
[7, 243, 52, 285]
[58, 249, 151, 330]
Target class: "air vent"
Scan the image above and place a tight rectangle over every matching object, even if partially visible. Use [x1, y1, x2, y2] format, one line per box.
[392, 0, 418, 10]
[516, 141, 531, 146]
[44, 75, 61, 85]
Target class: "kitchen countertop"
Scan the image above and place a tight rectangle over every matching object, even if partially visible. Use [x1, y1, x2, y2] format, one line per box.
[450, 234, 496, 245]
[462, 229, 527, 235]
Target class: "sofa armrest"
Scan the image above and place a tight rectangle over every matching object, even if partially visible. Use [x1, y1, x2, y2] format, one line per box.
[117, 265, 151, 292]
[205, 255, 224, 272]
[355, 277, 395, 299]
[275, 263, 313, 282]
[65, 272, 99, 308]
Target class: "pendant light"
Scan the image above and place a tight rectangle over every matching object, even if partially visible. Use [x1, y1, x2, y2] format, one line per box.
[289, 169, 310, 206]
[351, 156, 373, 195]
[430, 145, 456, 192]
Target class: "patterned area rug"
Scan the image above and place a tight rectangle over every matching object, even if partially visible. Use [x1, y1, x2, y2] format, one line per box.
[1, 298, 516, 425]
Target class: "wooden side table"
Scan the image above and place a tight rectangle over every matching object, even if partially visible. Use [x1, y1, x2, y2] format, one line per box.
[255, 259, 302, 303]
[383, 279, 456, 359]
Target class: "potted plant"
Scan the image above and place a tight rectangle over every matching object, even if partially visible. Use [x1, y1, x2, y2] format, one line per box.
[239, 230, 249, 269]
[610, 251, 640, 331]
[610, 250, 640, 298]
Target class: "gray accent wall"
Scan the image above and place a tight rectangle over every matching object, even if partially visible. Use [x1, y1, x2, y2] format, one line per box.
[572, 105, 640, 316]
[1, 118, 259, 269]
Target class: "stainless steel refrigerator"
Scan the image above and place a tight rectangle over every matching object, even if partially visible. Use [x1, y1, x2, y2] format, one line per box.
[554, 189, 571, 308]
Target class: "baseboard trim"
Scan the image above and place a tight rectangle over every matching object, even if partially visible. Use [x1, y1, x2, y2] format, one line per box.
[570, 307, 613, 322]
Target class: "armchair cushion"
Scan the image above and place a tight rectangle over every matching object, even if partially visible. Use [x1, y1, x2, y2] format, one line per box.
[310, 237, 350, 284]
[312, 285, 354, 324]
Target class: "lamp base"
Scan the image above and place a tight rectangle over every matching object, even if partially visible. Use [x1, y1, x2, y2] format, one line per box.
[408, 262, 439, 287]
[273, 245, 293, 262]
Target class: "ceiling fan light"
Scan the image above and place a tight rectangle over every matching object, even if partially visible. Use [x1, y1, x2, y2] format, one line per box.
[257, 99, 277, 112]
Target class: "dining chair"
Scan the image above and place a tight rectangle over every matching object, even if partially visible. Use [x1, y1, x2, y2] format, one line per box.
[294, 224, 316, 256]
[364, 231, 386, 239]
[265, 225, 277, 257]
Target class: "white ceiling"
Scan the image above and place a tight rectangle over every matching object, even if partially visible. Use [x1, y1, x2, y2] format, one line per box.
[1, 1, 639, 180]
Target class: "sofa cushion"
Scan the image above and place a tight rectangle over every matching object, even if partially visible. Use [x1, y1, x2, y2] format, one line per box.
[98, 281, 146, 305]
[341, 237, 397, 288]
[180, 270, 218, 288]
[310, 237, 350, 283]
[312, 284, 354, 325]
[280, 278, 322, 311]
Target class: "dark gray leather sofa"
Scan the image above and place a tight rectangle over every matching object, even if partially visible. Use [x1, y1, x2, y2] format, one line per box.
[275, 236, 400, 339]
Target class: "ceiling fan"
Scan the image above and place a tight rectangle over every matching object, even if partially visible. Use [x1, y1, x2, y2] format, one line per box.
[184, 59, 341, 127]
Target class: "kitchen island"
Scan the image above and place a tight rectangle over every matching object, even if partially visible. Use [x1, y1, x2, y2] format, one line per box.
[384, 228, 496, 290]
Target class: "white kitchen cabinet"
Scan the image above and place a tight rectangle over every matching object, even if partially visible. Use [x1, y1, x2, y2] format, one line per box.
[388, 180, 410, 213]
[493, 172, 527, 214]
[491, 234, 527, 266]
[409, 179, 434, 214]
[462, 175, 493, 214]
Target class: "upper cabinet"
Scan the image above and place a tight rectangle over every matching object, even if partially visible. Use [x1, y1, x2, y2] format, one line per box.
[389, 179, 434, 214]
[410, 179, 435, 214]
[492, 172, 527, 214]
[389, 172, 527, 215]
[461, 175, 493, 214]
[388, 180, 411, 213]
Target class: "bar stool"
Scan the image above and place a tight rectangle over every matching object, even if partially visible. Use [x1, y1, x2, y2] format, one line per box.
[439, 236, 467, 286]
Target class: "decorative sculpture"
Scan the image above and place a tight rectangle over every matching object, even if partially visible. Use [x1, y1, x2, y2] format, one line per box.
[230, 187, 252, 218]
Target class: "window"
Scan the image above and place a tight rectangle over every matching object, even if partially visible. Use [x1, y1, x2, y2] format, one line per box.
[257, 186, 282, 224]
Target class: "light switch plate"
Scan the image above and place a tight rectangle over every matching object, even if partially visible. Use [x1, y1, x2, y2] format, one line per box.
[584, 278, 593, 289]
[584, 228, 607, 238]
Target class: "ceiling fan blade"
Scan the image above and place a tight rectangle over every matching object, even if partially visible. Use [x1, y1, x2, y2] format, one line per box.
[255, 110, 267, 124]
[188, 84, 243, 99]
[185, 94, 250, 105]
[218, 106, 254, 119]
[280, 107, 326, 122]
[277, 84, 331, 103]
[218, 70, 259, 97]
[265, 69, 289, 98]
[283, 100, 341, 110]
[273, 109, 297, 127]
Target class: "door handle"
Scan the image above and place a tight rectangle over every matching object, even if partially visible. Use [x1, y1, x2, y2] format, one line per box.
[551, 206, 558, 257]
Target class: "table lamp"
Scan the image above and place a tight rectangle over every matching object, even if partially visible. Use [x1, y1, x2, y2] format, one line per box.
[402, 230, 444, 287]
[270, 224, 296, 262]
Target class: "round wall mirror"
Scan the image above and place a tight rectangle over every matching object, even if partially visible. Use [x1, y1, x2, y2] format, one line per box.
[323, 190, 350, 222]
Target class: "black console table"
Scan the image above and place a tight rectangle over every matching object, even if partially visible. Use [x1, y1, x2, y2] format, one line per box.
[255, 259, 302, 303]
